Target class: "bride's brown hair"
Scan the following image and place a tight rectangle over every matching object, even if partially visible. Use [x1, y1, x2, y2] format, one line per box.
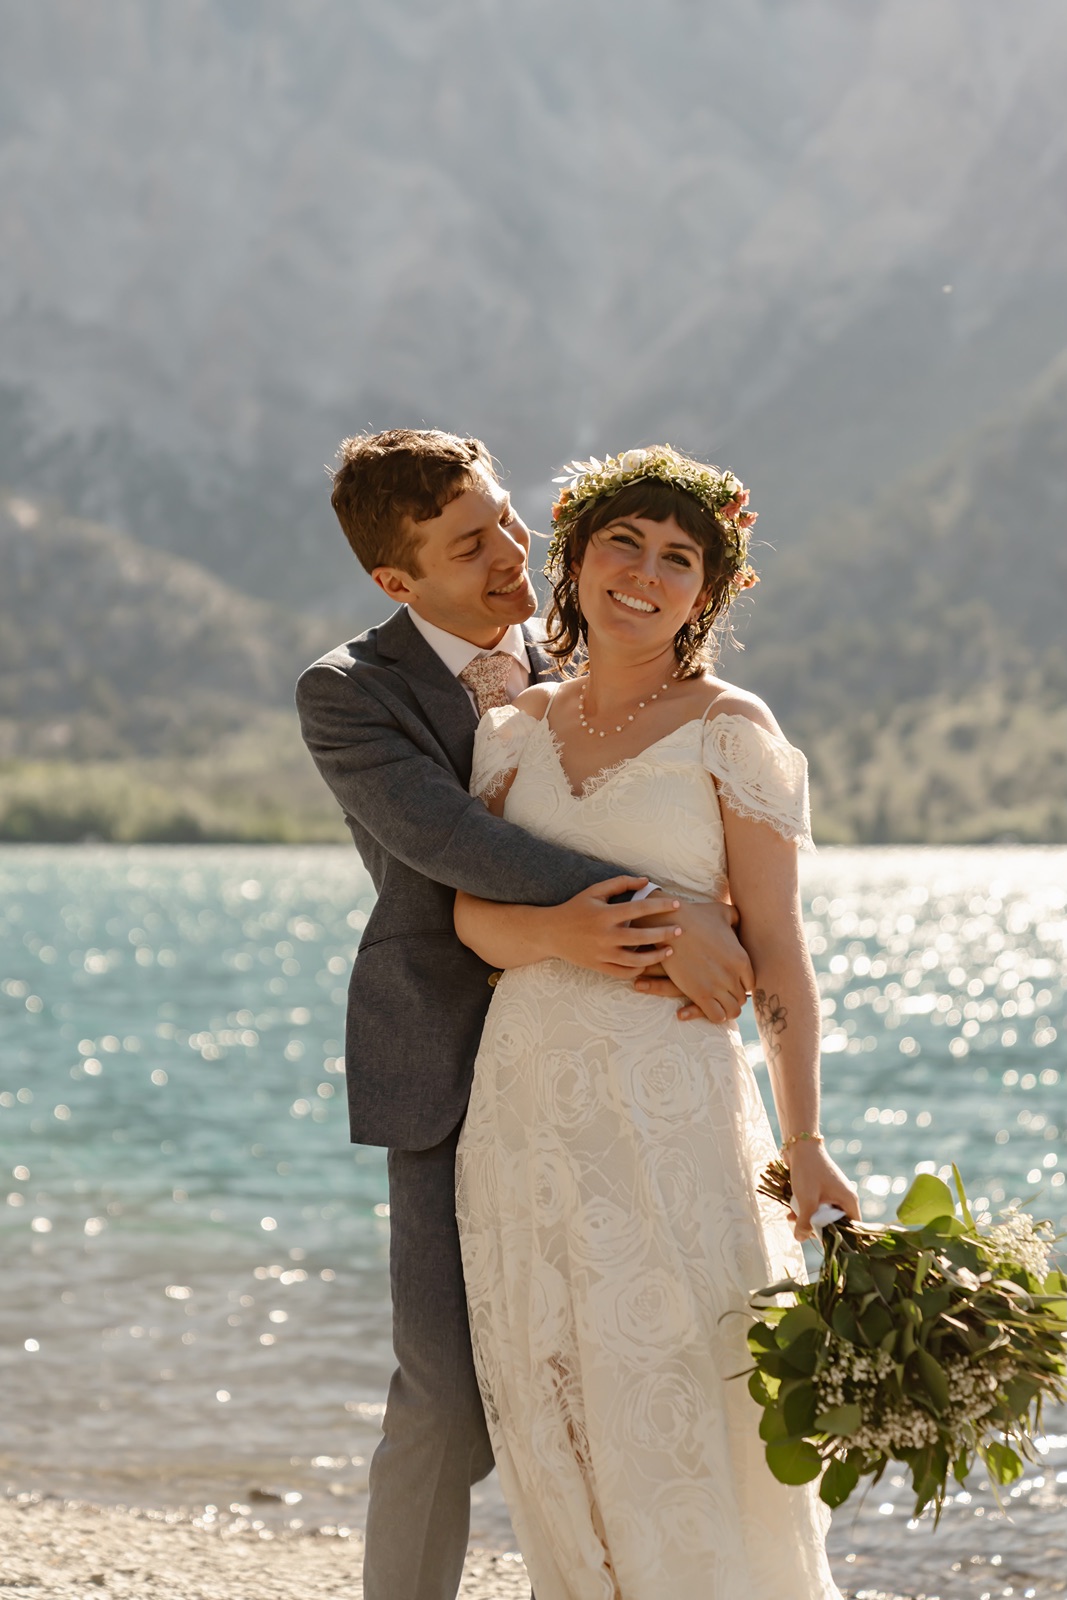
[544, 476, 750, 679]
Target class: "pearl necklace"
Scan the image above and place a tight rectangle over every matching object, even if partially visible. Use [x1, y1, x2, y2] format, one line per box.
[577, 672, 675, 738]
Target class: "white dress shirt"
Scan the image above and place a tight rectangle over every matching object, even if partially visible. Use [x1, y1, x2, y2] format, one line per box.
[406, 607, 531, 710]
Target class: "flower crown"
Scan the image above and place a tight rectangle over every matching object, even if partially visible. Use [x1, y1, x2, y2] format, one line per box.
[545, 445, 759, 597]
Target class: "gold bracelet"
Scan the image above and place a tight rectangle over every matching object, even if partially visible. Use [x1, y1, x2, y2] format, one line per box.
[780, 1130, 824, 1156]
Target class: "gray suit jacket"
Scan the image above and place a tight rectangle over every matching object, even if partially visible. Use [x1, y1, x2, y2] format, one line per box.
[295, 606, 622, 1151]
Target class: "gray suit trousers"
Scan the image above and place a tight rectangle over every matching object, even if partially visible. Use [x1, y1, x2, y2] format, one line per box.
[363, 1127, 495, 1600]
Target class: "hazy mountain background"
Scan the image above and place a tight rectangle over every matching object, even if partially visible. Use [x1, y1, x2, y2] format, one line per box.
[1, 0, 1064, 842]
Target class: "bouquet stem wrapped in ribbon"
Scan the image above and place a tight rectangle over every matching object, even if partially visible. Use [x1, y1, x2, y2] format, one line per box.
[745, 1163, 1067, 1519]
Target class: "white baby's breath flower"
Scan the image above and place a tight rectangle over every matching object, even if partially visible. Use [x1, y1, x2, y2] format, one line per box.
[987, 1209, 1053, 1280]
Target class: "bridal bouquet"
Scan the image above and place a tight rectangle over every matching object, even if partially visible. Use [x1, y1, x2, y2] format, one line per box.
[745, 1163, 1067, 1519]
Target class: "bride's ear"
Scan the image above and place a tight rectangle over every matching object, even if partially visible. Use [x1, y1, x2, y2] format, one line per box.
[688, 586, 712, 623]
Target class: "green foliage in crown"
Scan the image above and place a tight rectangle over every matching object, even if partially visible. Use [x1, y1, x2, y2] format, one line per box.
[545, 445, 759, 597]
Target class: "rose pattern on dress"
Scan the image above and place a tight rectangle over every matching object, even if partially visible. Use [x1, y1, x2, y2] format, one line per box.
[455, 702, 839, 1600]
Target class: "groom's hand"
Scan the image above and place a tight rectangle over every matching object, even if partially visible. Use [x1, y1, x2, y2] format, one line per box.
[542, 876, 687, 979]
[629, 900, 753, 1023]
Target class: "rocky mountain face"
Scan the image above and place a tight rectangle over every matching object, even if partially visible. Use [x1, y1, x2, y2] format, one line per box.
[1, 0, 1065, 612]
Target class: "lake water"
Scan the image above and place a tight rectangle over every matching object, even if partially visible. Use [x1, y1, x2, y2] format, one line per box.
[1, 845, 1065, 1596]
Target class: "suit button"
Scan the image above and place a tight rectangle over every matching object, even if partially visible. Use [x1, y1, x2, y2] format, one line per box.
[487, 971, 502, 987]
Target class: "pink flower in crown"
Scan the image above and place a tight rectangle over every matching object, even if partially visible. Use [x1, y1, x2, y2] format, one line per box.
[720, 488, 750, 519]
[738, 510, 758, 529]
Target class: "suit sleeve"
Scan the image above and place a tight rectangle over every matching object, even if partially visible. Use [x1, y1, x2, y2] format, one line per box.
[296, 663, 625, 905]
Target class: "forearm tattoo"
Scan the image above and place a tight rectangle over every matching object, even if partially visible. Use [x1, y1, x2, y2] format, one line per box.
[753, 988, 788, 1066]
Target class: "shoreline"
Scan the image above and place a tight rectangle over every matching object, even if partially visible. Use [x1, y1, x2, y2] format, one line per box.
[0, 1487, 971, 1600]
[5, 1478, 1067, 1599]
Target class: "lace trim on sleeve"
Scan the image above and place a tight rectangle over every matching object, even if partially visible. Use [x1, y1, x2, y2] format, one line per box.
[701, 713, 815, 850]
[469, 705, 539, 801]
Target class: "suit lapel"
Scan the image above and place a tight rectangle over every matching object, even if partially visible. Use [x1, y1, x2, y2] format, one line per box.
[375, 608, 478, 779]
[374, 610, 560, 779]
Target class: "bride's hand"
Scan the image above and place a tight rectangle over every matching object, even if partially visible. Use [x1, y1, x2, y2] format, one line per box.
[785, 1144, 861, 1242]
[631, 899, 753, 1022]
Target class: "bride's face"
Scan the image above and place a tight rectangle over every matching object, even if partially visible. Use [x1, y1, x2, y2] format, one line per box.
[576, 514, 709, 654]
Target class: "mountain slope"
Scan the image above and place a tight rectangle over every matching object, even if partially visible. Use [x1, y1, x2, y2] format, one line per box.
[0, 0, 1064, 605]
[739, 345, 1067, 721]
[731, 350, 1067, 841]
[0, 492, 348, 760]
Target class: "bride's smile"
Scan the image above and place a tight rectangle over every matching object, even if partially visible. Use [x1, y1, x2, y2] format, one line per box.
[579, 514, 709, 650]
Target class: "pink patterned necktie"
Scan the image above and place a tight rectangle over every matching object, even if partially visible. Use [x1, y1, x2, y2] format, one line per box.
[458, 651, 513, 715]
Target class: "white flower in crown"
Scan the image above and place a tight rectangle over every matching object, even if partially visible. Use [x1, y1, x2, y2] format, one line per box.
[551, 457, 601, 490]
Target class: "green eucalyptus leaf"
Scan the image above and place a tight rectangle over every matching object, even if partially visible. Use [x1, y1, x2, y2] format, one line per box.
[914, 1348, 950, 1412]
[917, 1286, 953, 1318]
[913, 1252, 933, 1293]
[748, 1322, 779, 1353]
[814, 1403, 863, 1437]
[951, 1164, 976, 1230]
[783, 1381, 819, 1436]
[748, 1369, 773, 1407]
[759, 1406, 791, 1444]
[780, 1327, 823, 1376]
[756, 1279, 807, 1299]
[1002, 1376, 1039, 1416]
[765, 1438, 823, 1486]
[897, 1174, 955, 1226]
[819, 1455, 860, 1508]
[983, 1440, 1024, 1485]
[844, 1255, 875, 1295]
[755, 1348, 788, 1379]
[870, 1259, 897, 1302]
[858, 1303, 894, 1346]
[831, 1301, 861, 1344]
[776, 1304, 824, 1346]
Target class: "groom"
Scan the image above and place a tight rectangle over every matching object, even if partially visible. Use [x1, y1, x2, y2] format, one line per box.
[296, 428, 753, 1600]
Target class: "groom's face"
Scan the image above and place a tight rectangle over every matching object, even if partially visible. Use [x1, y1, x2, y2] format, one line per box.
[373, 467, 538, 647]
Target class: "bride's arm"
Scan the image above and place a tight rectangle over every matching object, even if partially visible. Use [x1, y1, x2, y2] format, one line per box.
[455, 880, 683, 978]
[721, 804, 861, 1240]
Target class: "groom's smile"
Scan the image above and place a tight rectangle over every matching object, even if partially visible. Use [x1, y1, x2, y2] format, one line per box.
[372, 464, 538, 648]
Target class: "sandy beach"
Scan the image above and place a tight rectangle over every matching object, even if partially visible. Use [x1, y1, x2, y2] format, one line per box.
[5, 1482, 1067, 1599]
[0, 1489, 955, 1600]
[0, 1492, 534, 1600]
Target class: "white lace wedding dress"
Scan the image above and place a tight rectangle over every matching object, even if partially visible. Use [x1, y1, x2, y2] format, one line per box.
[455, 705, 841, 1600]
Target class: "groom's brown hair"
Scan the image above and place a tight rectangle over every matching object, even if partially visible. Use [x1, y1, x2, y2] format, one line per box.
[331, 428, 496, 576]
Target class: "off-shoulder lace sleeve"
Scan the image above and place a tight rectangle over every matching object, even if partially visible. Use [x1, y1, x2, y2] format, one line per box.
[701, 713, 815, 850]
[469, 705, 539, 800]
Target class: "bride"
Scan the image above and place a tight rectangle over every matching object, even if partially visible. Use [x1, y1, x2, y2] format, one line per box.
[453, 447, 859, 1599]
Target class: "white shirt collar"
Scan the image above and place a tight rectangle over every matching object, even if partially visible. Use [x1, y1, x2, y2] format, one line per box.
[406, 607, 530, 678]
